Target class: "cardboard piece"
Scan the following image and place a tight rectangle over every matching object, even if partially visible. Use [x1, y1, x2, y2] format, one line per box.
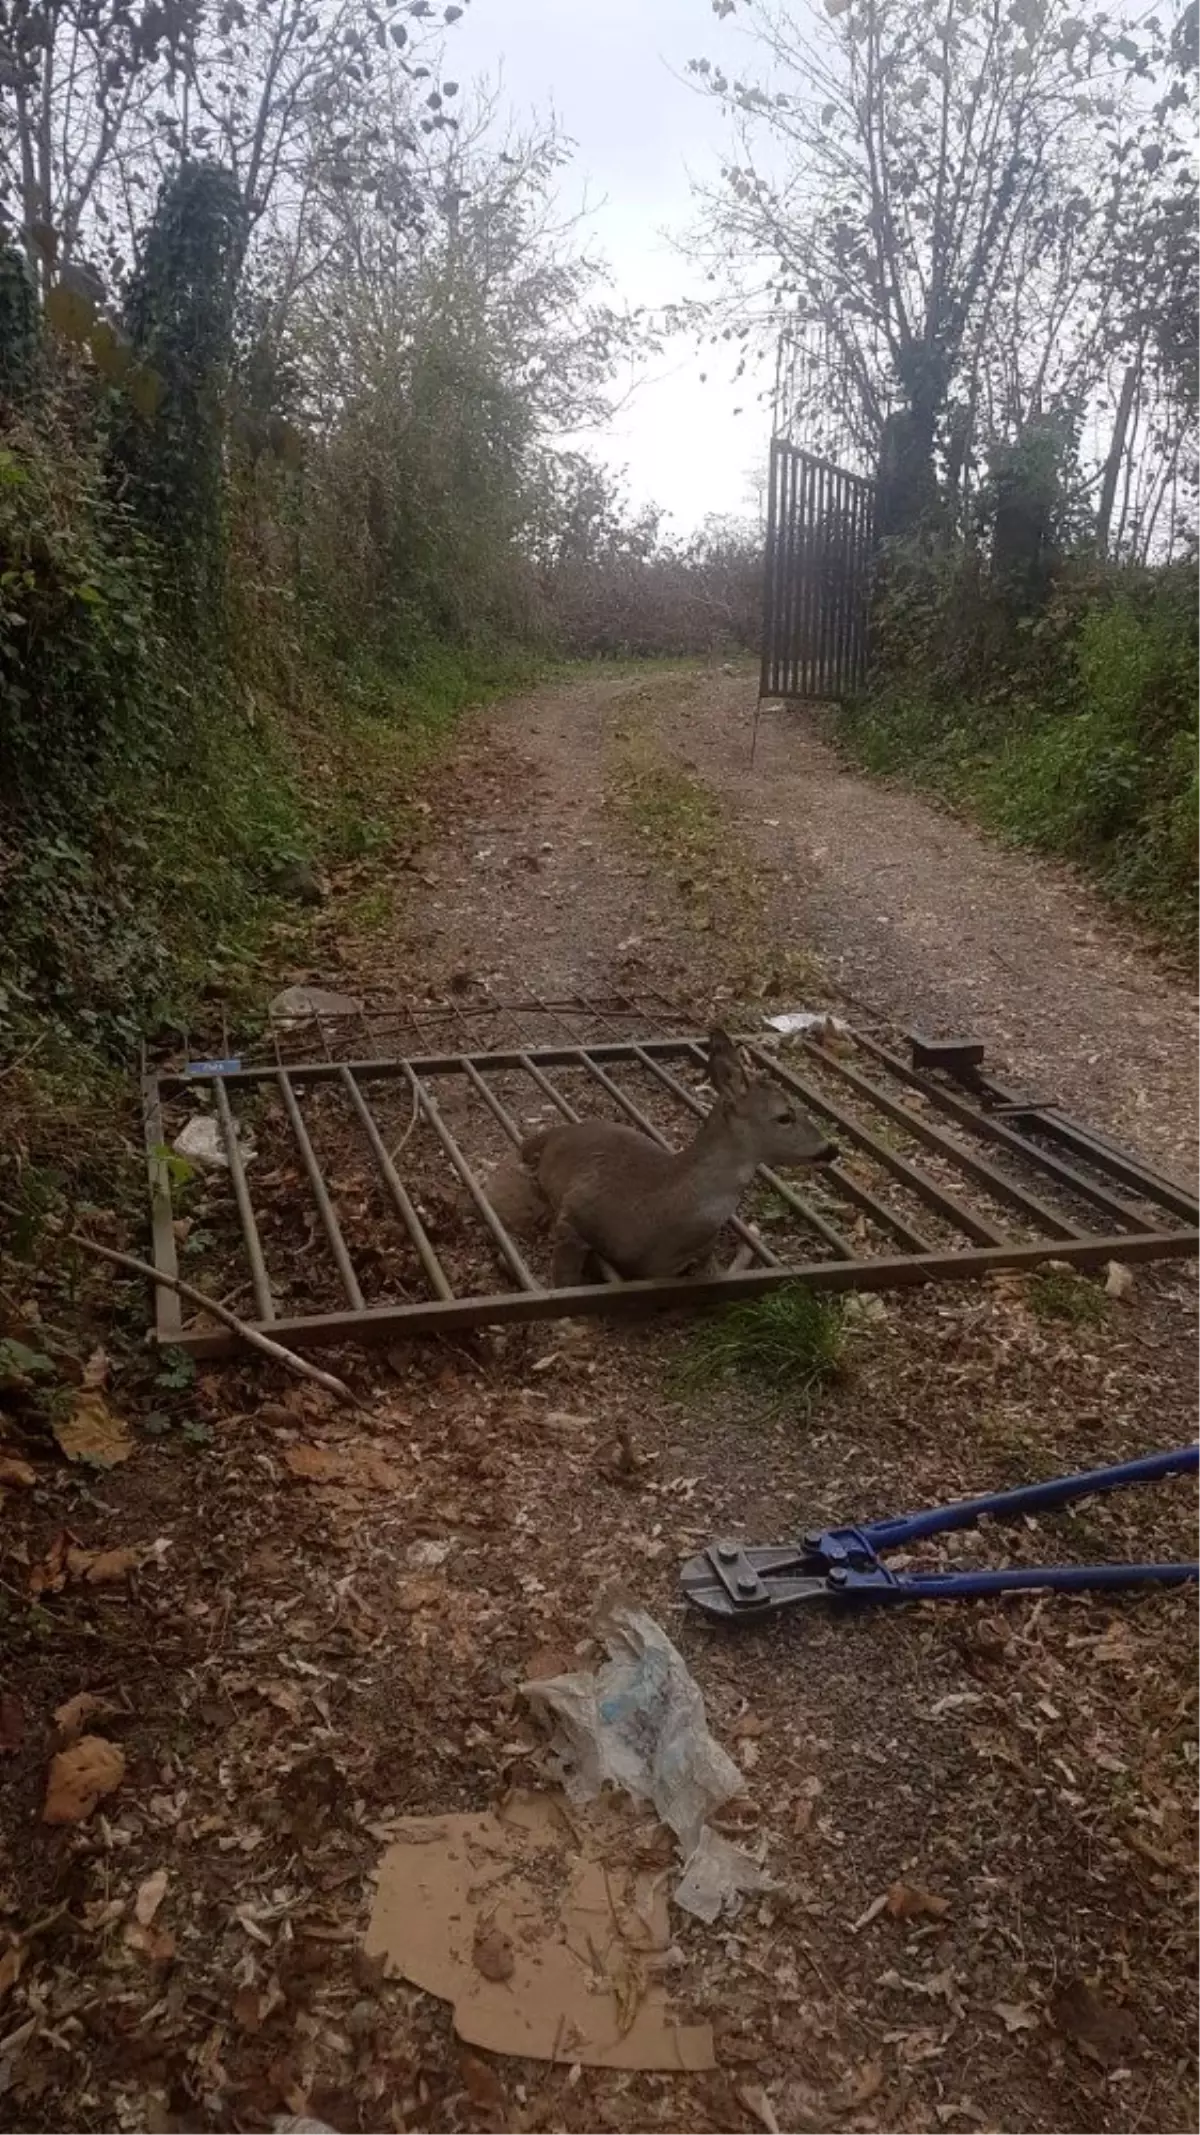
[363, 1791, 713, 2071]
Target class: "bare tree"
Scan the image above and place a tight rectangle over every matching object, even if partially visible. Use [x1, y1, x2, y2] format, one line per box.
[682, 0, 1195, 544]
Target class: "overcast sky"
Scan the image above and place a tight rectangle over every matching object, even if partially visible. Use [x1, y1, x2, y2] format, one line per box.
[449, 0, 774, 536]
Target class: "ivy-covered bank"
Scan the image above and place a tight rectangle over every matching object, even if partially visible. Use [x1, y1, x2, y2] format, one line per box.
[840, 545, 1197, 948]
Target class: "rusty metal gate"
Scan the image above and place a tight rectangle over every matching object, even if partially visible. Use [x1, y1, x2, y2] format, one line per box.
[760, 438, 876, 701]
[142, 994, 1198, 1359]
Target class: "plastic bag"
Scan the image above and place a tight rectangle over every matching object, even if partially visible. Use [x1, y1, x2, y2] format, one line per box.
[522, 1604, 742, 1855]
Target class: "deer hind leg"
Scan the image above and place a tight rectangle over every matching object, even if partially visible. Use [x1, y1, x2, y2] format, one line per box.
[550, 1213, 595, 1288]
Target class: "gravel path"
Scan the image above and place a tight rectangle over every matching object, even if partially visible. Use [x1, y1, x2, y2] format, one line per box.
[654, 671, 1197, 1180]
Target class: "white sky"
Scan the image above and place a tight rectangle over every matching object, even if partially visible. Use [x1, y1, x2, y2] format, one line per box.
[450, 0, 774, 536]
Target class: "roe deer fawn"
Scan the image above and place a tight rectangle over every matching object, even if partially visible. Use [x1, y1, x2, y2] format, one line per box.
[517, 1028, 837, 1284]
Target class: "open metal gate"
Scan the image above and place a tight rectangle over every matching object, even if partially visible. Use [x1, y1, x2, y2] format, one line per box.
[760, 437, 876, 701]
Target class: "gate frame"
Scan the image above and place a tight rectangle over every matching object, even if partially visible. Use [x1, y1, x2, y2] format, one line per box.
[760, 436, 877, 702]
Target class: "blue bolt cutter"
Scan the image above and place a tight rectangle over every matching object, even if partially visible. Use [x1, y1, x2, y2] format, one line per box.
[681, 1445, 1200, 1621]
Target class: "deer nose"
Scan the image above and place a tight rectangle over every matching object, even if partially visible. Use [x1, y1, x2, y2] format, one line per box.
[815, 1140, 839, 1164]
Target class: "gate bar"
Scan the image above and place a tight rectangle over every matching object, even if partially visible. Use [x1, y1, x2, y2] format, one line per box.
[737, 1044, 1006, 1246]
[164, 1228, 1200, 1359]
[403, 1064, 539, 1294]
[853, 1036, 1160, 1233]
[276, 1070, 365, 1310]
[339, 1066, 454, 1302]
[213, 1076, 275, 1322]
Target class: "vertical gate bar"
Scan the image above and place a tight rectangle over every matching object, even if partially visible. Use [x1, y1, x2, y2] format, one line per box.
[832, 470, 848, 698]
[787, 450, 802, 698]
[811, 465, 832, 700]
[461, 1055, 543, 1147]
[403, 1064, 541, 1292]
[822, 462, 837, 697]
[574, 1048, 784, 1267]
[791, 450, 810, 697]
[761, 437, 782, 697]
[626, 1041, 853, 1258]
[769, 442, 786, 698]
[811, 459, 825, 696]
[779, 1041, 1085, 1238]
[861, 473, 876, 680]
[735, 1042, 1008, 1244]
[827, 465, 842, 697]
[773, 442, 791, 697]
[339, 1065, 455, 1302]
[518, 1051, 582, 1121]
[850, 1035, 1158, 1230]
[275, 1069, 365, 1310]
[849, 478, 866, 690]
[777, 446, 794, 696]
[212, 1078, 276, 1322]
[143, 1073, 184, 1342]
[838, 471, 855, 697]
[463, 1058, 625, 1286]
[815, 457, 830, 695]
[794, 454, 811, 696]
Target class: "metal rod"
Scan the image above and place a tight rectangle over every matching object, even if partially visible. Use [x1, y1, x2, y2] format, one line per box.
[575, 1048, 784, 1267]
[212, 1078, 275, 1323]
[403, 1064, 540, 1293]
[966, 1072, 1197, 1222]
[732, 1043, 1004, 1246]
[854, 1034, 1156, 1233]
[626, 1044, 842, 1260]
[339, 1066, 454, 1302]
[159, 1228, 1200, 1359]
[465, 1058, 622, 1287]
[752, 1042, 1063, 1243]
[142, 1073, 183, 1341]
[275, 1070, 365, 1310]
[517, 1050, 582, 1121]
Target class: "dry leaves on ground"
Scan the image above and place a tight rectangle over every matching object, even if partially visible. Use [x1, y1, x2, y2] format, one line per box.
[42, 1735, 125, 1824]
[52, 1391, 133, 1467]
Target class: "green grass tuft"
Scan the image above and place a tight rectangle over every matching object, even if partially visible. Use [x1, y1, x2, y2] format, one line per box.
[1025, 1265, 1109, 1325]
[678, 1283, 847, 1403]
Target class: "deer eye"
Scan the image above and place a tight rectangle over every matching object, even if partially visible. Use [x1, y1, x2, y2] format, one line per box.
[774, 1104, 795, 1124]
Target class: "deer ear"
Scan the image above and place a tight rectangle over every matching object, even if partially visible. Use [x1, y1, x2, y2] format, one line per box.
[708, 1027, 749, 1101]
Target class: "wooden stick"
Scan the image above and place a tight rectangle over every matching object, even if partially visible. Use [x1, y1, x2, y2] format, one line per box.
[67, 1232, 358, 1406]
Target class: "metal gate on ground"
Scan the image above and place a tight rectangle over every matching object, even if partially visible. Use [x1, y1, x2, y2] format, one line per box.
[143, 993, 1198, 1358]
[760, 437, 876, 702]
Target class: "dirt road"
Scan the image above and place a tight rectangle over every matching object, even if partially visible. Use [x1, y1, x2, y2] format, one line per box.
[5, 665, 1196, 2135]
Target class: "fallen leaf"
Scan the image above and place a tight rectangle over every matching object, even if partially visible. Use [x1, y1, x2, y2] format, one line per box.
[0, 1693, 24, 1753]
[830, 2055, 884, 2111]
[125, 1921, 176, 1962]
[82, 1346, 110, 1388]
[472, 1924, 514, 1983]
[66, 1545, 140, 1586]
[1104, 1260, 1135, 1300]
[851, 1891, 890, 1933]
[886, 1881, 950, 1921]
[43, 1735, 125, 1823]
[54, 1690, 119, 1742]
[461, 2050, 507, 2114]
[53, 1391, 133, 1468]
[0, 1457, 37, 1489]
[283, 1443, 401, 1491]
[739, 2083, 781, 2133]
[396, 1577, 445, 1613]
[135, 1867, 168, 1926]
[29, 1530, 72, 1596]
[233, 1983, 263, 2031]
[0, 1945, 23, 2001]
[732, 1709, 766, 1740]
[1051, 1978, 1139, 2066]
[993, 2000, 1039, 2033]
